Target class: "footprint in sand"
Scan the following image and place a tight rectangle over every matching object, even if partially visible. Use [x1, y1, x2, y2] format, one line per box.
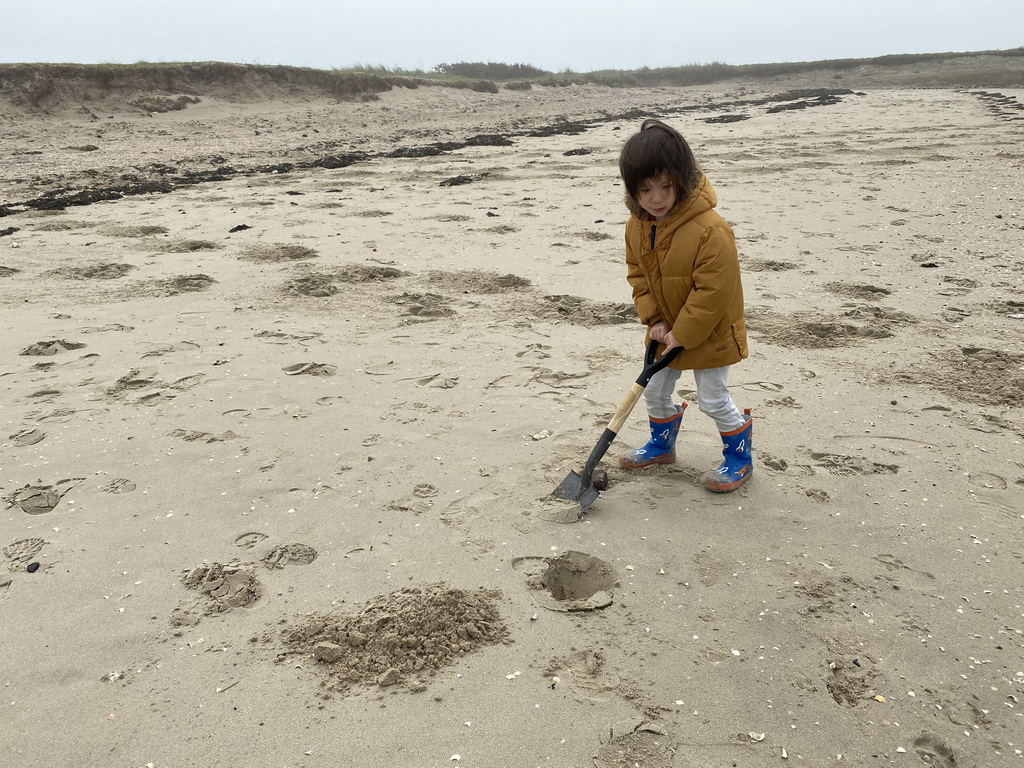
[979, 493, 1024, 524]
[315, 396, 345, 406]
[432, 375, 460, 389]
[363, 360, 397, 376]
[4, 480, 79, 514]
[941, 306, 970, 323]
[107, 367, 159, 395]
[810, 452, 899, 476]
[169, 428, 239, 443]
[28, 407, 79, 424]
[764, 395, 802, 408]
[874, 553, 935, 579]
[440, 489, 501, 531]
[402, 372, 459, 388]
[733, 380, 784, 392]
[9, 428, 46, 447]
[136, 392, 175, 406]
[16, 487, 63, 514]
[30, 354, 99, 372]
[744, 258, 800, 272]
[515, 343, 552, 360]
[100, 478, 137, 494]
[19, 340, 86, 356]
[29, 389, 61, 401]
[825, 649, 877, 707]
[693, 549, 731, 586]
[169, 373, 206, 390]
[824, 281, 892, 301]
[3, 537, 45, 569]
[967, 471, 1008, 490]
[254, 330, 325, 345]
[260, 543, 318, 569]
[804, 488, 831, 503]
[234, 532, 269, 550]
[387, 495, 433, 514]
[140, 341, 201, 357]
[547, 649, 621, 703]
[181, 562, 262, 613]
[939, 276, 977, 296]
[913, 733, 957, 768]
[761, 453, 788, 470]
[78, 323, 134, 333]
[282, 362, 337, 376]
[530, 368, 592, 389]
[594, 719, 673, 768]
[510, 556, 547, 578]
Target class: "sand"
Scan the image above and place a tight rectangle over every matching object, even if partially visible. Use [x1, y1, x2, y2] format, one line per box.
[1, 80, 1023, 768]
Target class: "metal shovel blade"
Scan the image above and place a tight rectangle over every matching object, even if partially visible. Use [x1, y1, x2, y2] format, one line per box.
[549, 341, 681, 512]
[552, 470, 600, 508]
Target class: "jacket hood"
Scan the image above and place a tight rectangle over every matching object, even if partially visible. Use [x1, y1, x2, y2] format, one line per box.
[624, 174, 718, 223]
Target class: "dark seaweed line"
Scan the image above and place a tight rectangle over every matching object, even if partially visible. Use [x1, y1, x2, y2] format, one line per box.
[0, 136, 513, 217]
[0, 89, 855, 217]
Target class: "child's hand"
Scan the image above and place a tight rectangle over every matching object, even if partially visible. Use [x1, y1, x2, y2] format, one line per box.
[649, 321, 671, 342]
[650, 321, 680, 351]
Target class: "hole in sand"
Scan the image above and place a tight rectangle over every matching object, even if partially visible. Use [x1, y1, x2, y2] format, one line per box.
[536, 551, 617, 611]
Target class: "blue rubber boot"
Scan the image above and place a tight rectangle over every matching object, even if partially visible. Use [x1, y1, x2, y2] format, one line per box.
[704, 409, 753, 493]
[619, 403, 686, 470]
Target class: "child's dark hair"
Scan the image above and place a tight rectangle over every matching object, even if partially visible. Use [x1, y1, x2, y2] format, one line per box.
[619, 119, 702, 201]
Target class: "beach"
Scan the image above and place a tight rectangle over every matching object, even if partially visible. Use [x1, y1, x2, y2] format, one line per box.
[2, 77, 1023, 767]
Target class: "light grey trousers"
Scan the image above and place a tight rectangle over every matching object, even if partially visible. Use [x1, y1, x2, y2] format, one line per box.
[643, 365, 745, 432]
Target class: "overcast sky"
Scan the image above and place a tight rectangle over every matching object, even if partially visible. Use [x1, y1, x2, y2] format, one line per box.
[4, 0, 1021, 73]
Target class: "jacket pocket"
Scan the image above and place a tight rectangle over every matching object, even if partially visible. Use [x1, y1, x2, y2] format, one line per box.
[731, 321, 748, 358]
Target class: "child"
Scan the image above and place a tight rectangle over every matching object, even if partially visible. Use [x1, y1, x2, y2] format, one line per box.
[616, 119, 752, 492]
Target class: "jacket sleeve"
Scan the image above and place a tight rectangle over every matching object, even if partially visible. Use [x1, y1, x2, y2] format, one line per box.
[625, 227, 663, 326]
[671, 224, 740, 349]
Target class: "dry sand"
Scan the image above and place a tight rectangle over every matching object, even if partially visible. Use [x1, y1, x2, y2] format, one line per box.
[1, 80, 1023, 768]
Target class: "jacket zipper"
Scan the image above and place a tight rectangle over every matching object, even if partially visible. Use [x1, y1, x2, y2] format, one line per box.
[649, 224, 656, 251]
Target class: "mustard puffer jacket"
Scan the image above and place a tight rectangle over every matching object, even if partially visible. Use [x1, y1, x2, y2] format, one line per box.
[624, 174, 748, 371]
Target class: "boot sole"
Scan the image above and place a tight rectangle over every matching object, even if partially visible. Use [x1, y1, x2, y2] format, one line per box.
[619, 455, 676, 470]
[705, 469, 752, 493]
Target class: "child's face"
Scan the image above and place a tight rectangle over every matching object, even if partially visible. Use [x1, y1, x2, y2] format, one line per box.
[637, 172, 677, 221]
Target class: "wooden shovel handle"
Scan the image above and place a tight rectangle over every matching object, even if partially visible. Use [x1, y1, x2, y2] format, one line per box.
[607, 382, 646, 435]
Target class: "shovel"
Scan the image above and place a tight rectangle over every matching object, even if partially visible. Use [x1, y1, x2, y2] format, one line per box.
[552, 339, 682, 509]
